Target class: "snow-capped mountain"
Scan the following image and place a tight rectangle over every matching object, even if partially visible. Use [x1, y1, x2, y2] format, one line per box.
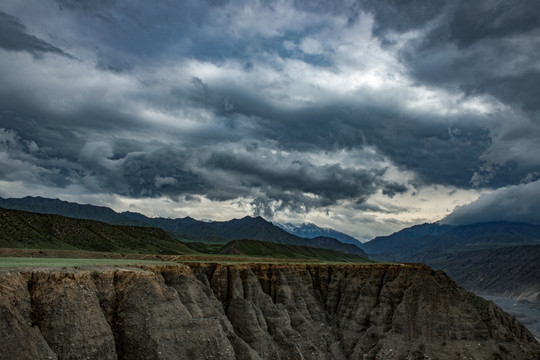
[275, 222, 364, 246]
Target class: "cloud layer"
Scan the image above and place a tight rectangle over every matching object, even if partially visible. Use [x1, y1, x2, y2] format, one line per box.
[442, 180, 540, 225]
[0, 0, 539, 238]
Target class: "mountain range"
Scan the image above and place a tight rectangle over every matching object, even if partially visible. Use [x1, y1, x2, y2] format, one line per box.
[121, 211, 368, 257]
[363, 221, 540, 260]
[0, 196, 140, 226]
[0, 207, 370, 263]
[0, 196, 368, 258]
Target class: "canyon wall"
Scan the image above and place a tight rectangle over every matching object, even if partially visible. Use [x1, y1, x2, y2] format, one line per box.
[1, 263, 539, 360]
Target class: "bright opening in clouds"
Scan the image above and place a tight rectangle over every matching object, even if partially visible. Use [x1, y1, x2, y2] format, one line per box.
[1, 0, 539, 240]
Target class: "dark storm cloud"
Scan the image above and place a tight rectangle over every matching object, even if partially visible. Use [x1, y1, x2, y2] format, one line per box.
[204, 150, 384, 202]
[0, 11, 68, 57]
[382, 182, 408, 198]
[361, 0, 448, 35]
[52, 0, 210, 69]
[398, 0, 540, 115]
[50, 0, 308, 70]
[352, 201, 410, 215]
[0, 0, 538, 225]
[293, 0, 447, 32]
[447, 1, 540, 48]
[442, 180, 540, 225]
[186, 78, 494, 187]
[0, 126, 202, 198]
[0, 124, 397, 214]
[383, 0, 540, 201]
[0, 128, 78, 188]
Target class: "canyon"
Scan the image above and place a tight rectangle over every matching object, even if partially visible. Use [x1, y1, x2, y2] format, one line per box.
[1, 263, 539, 360]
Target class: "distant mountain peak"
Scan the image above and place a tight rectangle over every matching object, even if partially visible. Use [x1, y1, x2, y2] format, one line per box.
[275, 221, 364, 246]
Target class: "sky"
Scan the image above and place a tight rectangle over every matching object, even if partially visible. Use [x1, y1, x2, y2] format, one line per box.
[0, 0, 539, 241]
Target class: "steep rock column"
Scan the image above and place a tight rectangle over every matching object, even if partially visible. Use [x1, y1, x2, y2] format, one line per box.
[274, 267, 345, 359]
[28, 270, 118, 360]
[108, 266, 238, 360]
[244, 265, 320, 359]
[225, 268, 281, 359]
[322, 266, 389, 357]
[0, 272, 57, 360]
[160, 266, 262, 360]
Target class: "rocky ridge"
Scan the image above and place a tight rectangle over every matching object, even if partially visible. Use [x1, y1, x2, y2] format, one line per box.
[1, 263, 539, 360]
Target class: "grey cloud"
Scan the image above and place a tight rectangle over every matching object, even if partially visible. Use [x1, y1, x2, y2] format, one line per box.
[399, 0, 540, 116]
[1, 123, 402, 216]
[382, 182, 408, 197]
[388, 0, 540, 189]
[363, 0, 448, 36]
[292, 0, 447, 33]
[175, 42, 528, 189]
[0, 10, 68, 57]
[0, 0, 522, 196]
[1, 0, 538, 229]
[0, 0, 516, 193]
[463, 72, 540, 115]
[50, 0, 272, 69]
[351, 201, 410, 215]
[441, 180, 540, 225]
[82, 146, 204, 199]
[0, 126, 193, 198]
[0, 128, 74, 187]
[204, 150, 383, 202]
[447, 0, 540, 48]
[184, 194, 201, 203]
[183, 76, 491, 188]
[251, 192, 327, 219]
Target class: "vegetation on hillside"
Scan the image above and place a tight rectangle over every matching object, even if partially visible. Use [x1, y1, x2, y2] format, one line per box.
[0, 208, 196, 255]
[0, 208, 373, 263]
[193, 239, 375, 263]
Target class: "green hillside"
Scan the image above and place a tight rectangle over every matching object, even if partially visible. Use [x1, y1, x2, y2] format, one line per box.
[0, 208, 197, 255]
[216, 239, 375, 263]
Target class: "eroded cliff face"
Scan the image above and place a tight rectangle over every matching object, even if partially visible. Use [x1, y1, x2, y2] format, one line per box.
[1, 263, 538, 360]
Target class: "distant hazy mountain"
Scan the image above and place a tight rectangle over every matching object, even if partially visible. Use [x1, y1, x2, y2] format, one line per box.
[0, 196, 368, 257]
[306, 236, 367, 256]
[410, 245, 540, 303]
[362, 223, 453, 259]
[363, 221, 540, 260]
[276, 222, 363, 246]
[121, 212, 226, 243]
[0, 196, 141, 226]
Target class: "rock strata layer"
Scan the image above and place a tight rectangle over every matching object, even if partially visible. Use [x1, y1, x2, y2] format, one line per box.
[1, 263, 539, 359]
